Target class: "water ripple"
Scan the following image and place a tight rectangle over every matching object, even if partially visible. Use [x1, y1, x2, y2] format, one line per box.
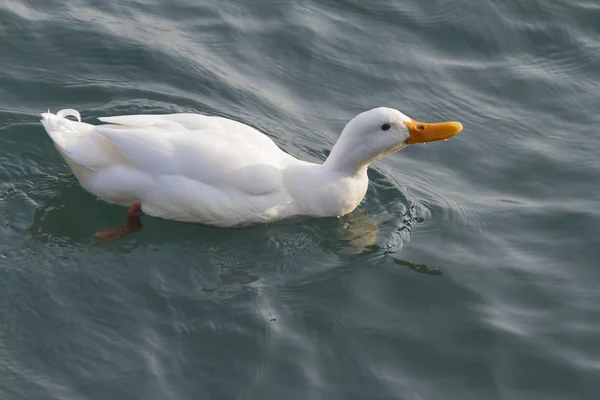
[2, 0, 600, 398]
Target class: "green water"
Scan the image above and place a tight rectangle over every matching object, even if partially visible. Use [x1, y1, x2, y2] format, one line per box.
[1, 0, 599, 399]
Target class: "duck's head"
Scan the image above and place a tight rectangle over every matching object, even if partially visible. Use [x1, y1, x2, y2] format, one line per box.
[324, 107, 463, 173]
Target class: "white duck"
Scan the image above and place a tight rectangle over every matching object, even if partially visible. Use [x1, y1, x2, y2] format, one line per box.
[40, 107, 462, 242]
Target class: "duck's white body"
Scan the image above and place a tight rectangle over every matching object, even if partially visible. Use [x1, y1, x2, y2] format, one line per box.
[41, 110, 370, 226]
[41, 107, 461, 228]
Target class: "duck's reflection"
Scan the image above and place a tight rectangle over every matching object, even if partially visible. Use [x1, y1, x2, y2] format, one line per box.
[27, 186, 441, 279]
[390, 258, 442, 276]
[333, 206, 442, 275]
[334, 206, 379, 255]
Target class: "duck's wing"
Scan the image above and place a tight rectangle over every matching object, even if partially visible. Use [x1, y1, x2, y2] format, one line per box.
[95, 114, 290, 196]
[98, 113, 282, 151]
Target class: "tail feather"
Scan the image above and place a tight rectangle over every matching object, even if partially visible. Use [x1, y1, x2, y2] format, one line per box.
[56, 108, 81, 122]
[40, 108, 81, 122]
[41, 108, 81, 129]
[40, 108, 123, 172]
[41, 109, 84, 147]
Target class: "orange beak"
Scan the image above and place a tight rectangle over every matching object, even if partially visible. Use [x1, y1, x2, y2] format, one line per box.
[405, 119, 463, 144]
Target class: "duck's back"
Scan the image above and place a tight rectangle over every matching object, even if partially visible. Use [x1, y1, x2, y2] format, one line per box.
[99, 113, 283, 155]
[95, 114, 293, 190]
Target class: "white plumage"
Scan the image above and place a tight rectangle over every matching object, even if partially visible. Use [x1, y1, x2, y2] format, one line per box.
[40, 107, 462, 228]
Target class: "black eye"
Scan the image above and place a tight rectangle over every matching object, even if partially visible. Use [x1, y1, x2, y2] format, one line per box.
[381, 123, 391, 131]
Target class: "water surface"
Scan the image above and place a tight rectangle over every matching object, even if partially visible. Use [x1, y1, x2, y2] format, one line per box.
[1, 0, 599, 399]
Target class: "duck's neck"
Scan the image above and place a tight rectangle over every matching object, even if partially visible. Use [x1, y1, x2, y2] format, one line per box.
[289, 160, 369, 218]
[323, 138, 371, 176]
[323, 135, 407, 175]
